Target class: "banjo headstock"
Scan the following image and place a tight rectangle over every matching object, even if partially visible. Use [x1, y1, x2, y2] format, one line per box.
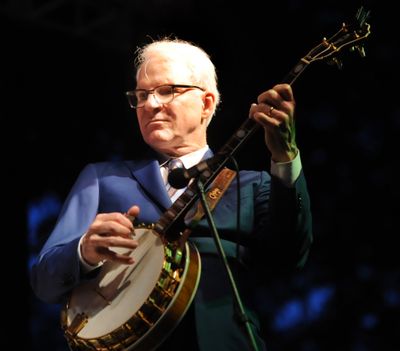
[284, 6, 371, 84]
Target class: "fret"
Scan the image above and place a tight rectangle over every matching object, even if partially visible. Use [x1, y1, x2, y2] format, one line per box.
[282, 59, 310, 85]
[164, 210, 177, 220]
[173, 198, 186, 209]
[185, 188, 195, 197]
[172, 203, 182, 213]
[154, 222, 165, 234]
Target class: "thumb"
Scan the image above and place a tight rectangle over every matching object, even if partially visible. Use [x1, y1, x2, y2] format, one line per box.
[127, 205, 140, 218]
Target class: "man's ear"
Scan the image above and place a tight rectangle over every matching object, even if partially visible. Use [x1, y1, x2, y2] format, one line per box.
[201, 92, 216, 119]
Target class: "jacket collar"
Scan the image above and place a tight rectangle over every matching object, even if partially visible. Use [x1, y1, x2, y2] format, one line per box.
[127, 157, 172, 211]
[126, 147, 214, 211]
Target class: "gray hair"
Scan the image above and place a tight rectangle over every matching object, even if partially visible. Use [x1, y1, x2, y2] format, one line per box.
[134, 37, 221, 116]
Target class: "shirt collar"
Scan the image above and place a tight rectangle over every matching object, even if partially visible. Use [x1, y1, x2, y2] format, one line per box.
[158, 145, 211, 169]
[178, 145, 211, 169]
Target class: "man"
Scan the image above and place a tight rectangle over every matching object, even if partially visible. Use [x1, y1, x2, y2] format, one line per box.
[30, 38, 312, 350]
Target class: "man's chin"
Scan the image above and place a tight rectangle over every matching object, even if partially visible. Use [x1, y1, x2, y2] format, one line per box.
[145, 133, 174, 150]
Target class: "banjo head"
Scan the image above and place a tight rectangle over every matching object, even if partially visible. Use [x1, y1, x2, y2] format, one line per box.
[61, 227, 201, 350]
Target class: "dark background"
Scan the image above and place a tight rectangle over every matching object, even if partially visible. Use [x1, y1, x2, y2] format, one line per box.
[2, 0, 398, 350]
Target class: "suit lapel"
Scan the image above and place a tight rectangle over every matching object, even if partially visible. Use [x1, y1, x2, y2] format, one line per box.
[125, 148, 214, 213]
[126, 158, 172, 211]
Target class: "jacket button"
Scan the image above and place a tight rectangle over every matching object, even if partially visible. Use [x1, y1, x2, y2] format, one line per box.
[297, 194, 302, 210]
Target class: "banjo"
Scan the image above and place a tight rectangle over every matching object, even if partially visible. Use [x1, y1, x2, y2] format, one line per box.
[61, 8, 371, 351]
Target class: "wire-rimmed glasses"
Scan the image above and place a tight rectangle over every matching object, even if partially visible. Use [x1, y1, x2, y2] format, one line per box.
[126, 84, 205, 109]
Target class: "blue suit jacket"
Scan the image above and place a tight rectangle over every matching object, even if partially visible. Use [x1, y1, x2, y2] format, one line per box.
[30, 155, 312, 351]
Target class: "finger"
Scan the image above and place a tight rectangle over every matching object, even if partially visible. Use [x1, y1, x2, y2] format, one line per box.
[274, 83, 294, 102]
[255, 102, 287, 120]
[95, 212, 134, 231]
[110, 212, 135, 230]
[125, 205, 140, 236]
[253, 111, 282, 129]
[249, 103, 259, 118]
[257, 88, 283, 106]
[250, 102, 275, 117]
[96, 247, 135, 265]
[125, 206, 140, 225]
[257, 90, 273, 105]
[89, 221, 134, 238]
[109, 252, 135, 265]
[126, 205, 140, 218]
[94, 235, 139, 250]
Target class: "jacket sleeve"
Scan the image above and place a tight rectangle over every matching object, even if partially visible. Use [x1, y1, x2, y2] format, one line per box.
[248, 170, 313, 274]
[30, 164, 101, 304]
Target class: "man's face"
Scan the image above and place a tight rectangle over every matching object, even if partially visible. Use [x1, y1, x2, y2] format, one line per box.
[135, 56, 209, 156]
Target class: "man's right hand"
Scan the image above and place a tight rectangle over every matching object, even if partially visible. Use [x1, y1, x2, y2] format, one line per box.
[81, 205, 140, 265]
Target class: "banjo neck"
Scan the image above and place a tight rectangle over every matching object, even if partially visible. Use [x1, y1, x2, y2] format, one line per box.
[155, 7, 371, 241]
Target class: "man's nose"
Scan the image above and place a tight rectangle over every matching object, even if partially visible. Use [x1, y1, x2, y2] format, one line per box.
[144, 93, 161, 108]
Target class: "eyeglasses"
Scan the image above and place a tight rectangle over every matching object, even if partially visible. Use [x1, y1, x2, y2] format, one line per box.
[126, 84, 205, 109]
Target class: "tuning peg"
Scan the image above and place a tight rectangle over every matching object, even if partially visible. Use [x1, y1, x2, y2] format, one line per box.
[357, 45, 366, 57]
[350, 45, 366, 57]
[327, 57, 343, 70]
[350, 45, 366, 58]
